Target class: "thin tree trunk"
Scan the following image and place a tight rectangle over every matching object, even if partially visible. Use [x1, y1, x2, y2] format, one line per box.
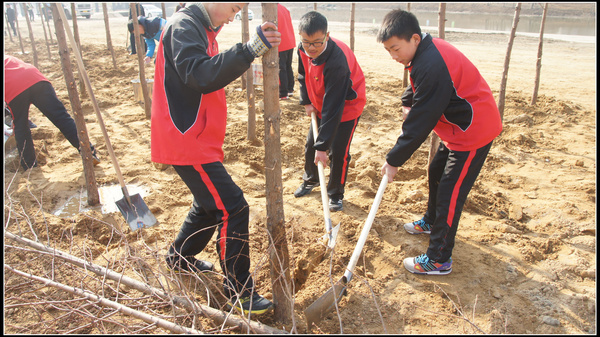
[130, 3, 152, 119]
[71, 3, 81, 51]
[14, 3, 26, 55]
[103, 3, 118, 69]
[161, 3, 166, 19]
[70, 2, 87, 98]
[21, 3, 38, 68]
[51, 3, 99, 206]
[314, 3, 317, 11]
[261, 2, 292, 326]
[242, 6, 256, 142]
[44, 4, 54, 44]
[531, 3, 548, 105]
[498, 3, 521, 120]
[37, 3, 52, 60]
[240, 6, 248, 91]
[350, 3, 355, 51]
[438, 3, 446, 40]
[402, 3, 411, 88]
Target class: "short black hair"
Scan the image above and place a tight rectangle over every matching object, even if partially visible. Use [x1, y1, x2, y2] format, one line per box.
[298, 11, 328, 36]
[376, 9, 421, 43]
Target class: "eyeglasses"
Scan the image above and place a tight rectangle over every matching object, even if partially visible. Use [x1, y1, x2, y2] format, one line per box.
[301, 35, 327, 48]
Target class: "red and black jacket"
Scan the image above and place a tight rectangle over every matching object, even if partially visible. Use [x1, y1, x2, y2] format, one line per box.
[151, 4, 255, 165]
[386, 33, 503, 167]
[4, 55, 49, 104]
[298, 37, 366, 151]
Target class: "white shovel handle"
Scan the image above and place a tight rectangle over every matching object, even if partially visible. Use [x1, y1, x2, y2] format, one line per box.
[311, 112, 333, 235]
[343, 174, 388, 283]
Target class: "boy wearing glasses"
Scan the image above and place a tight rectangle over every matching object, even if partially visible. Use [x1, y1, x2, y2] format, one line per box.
[377, 9, 502, 275]
[293, 11, 366, 213]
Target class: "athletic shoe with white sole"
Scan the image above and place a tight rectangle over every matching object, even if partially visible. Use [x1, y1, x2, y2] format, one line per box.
[404, 217, 432, 234]
[329, 198, 343, 212]
[403, 254, 452, 275]
[294, 181, 319, 198]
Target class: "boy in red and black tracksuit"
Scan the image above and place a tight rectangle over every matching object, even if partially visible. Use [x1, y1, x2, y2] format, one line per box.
[294, 11, 366, 212]
[377, 10, 502, 275]
[4, 55, 99, 170]
[151, 3, 280, 315]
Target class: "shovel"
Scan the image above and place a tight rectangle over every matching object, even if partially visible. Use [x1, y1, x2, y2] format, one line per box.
[310, 112, 340, 249]
[57, 6, 157, 231]
[304, 173, 388, 328]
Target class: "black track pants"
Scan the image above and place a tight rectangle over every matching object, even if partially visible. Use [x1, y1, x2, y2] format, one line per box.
[424, 141, 493, 263]
[302, 117, 360, 201]
[8, 81, 79, 170]
[170, 162, 254, 298]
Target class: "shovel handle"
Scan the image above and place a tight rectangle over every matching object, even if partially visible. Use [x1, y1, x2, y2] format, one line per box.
[343, 174, 388, 283]
[56, 5, 129, 194]
[310, 112, 333, 235]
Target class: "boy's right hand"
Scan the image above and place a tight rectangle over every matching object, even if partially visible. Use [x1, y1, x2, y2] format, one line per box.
[381, 162, 398, 183]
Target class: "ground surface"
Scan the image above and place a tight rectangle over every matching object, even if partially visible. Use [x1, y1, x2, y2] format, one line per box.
[4, 8, 596, 335]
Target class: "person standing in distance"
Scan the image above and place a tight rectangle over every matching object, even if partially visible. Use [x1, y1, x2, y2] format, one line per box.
[277, 3, 296, 100]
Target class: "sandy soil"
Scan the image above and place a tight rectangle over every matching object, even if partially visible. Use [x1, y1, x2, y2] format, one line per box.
[4, 11, 596, 335]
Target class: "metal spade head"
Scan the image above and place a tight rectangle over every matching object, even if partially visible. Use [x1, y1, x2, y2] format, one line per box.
[304, 278, 347, 328]
[115, 193, 158, 231]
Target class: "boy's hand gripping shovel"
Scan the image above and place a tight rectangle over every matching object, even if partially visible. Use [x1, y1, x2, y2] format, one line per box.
[311, 112, 340, 250]
[57, 6, 157, 231]
[304, 173, 388, 328]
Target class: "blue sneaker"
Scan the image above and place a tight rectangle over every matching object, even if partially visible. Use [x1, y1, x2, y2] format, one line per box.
[404, 217, 432, 235]
[404, 254, 452, 275]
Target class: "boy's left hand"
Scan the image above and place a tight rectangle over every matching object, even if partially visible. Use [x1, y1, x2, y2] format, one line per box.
[381, 162, 398, 182]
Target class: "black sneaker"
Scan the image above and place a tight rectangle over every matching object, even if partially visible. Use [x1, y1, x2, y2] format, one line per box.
[294, 181, 319, 198]
[227, 292, 274, 316]
[329, 198, 343, 212]
[28, 120, 37, 128]
[165, 256, 214, 274]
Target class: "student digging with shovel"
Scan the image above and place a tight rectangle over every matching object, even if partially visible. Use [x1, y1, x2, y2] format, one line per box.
[293, 11, 366, 213]
[4, 55, 100, 171]
[377, 9, 502, 275]
[151, 3, 280, 316]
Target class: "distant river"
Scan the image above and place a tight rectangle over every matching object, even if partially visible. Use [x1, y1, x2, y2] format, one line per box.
[249, 4, 596, 42]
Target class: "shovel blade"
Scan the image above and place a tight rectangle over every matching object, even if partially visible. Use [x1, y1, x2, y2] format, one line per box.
[115, 193, 158, 231]
[304, 280, 347, 328]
